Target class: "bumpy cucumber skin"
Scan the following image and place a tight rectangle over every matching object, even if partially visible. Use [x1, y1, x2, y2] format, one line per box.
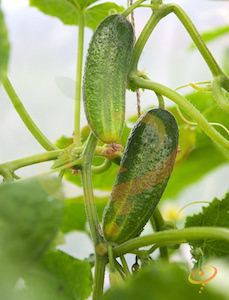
[102, 109, 179, 244]
[83, 14, 134, 144]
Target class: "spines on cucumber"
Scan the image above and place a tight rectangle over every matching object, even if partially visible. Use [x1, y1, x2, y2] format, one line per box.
[102, 108, 179, 244]
[83, 14, 134, 144]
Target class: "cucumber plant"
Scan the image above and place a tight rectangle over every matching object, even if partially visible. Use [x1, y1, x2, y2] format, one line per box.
[0, 1, 229, 300]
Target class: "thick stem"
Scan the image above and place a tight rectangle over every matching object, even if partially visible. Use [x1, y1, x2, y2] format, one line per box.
[129, 74, 229, 151]
[0, 150, 62, 173]
[81, 133, 103, 246]
[3, 77, 56, 151]
[113, 227, 229, 257]
[93, 255, 107, 300]
[74, 12, 85, 145]
[152, 207, 168, 261]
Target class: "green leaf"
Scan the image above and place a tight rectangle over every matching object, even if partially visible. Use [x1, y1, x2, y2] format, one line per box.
[30, 0, 124, 30]
[103, 262, 227, 300]
[163, 145, 227, 199]
[61, 195, 108, 233]
[185, 192, 229, 257]
[190, 25, 229, 49]
[0, 177, 64, 291]
[23, 250, 92, 300]
[76, 0, 99, 10]
[0, 5, 10, 83]
[55, 135, 73, 149]
[30, 0, 79, 26]
[85, 3, 125, 31]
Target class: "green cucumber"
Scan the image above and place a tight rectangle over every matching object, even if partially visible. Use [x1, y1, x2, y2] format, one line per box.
[83, 14, 134, 144]
[102, 108, 179, 244]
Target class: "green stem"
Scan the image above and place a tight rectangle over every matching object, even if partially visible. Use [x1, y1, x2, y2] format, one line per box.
[152, 207, 168, 261]
[129, 74, 229, 151]
[108, 244, 115, 272]
[81, 133, 103, 246]
[130, 9, 164, 71]
[113, 227, 229, 257]
[114, 259, 125, 278]
[0, 150, 62, 173]
[92, 159, 112, 174]
[212, 76, 229, 112]
[155, 93, 165, 108]
[74, 12, 85, 145]
[130, 4, 223, 78]
[2, 77, 56, 151]
[120, 255, 131, 277]
[93, 255, 107, 300]
[122, 0, 147, 17]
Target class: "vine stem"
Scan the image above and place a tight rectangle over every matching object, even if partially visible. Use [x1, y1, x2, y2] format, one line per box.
[74, 12, 85, 145]
[120, 255, 131, 277]
[152, 207, 168, 261]
[81, 133, 103, 245]
[81, 133, 107, 300]
[0, 150, 62, 174]
[93, 255, 107, 300]
[122, 0, 147, 17]
[130, 4, 224, 78]
[129, 74, 229, 152]
[113, 227, 229, 257]
[2, 77, 56, 151]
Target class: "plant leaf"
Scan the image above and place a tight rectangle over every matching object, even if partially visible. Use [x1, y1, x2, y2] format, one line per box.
[61, 195, 108, 233]
[0, 177, 64, 290]
[163, 145, 227, 199]
[185, 192, 229, 258]
[23, 250, 92, 300]
[103, 262, 227, 300]
[30, 0, 124, 30]
[30, 0, 79, 25]
[0, 5, 10, 83]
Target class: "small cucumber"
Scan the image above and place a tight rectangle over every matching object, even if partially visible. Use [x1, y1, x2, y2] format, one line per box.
[102, 108, 179, 244]
[83, 14, 134, 144]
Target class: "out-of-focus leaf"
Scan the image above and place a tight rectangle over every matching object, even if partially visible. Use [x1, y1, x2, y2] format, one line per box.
[55, 135, 73, 149]
[0, 177, 64, 291]
[85, 3, 124, 30]
[163, 145, 227, 199]
[185, 192, 229, 258]
[0, 5, 10, 83]
[175, 124, 196, 167]
[30, 0, 124, 30]
[61, 195, 108, 233]
[23, 250, 92, 300]
[190, 25, 229, 49]
[103, 262, 227, 300]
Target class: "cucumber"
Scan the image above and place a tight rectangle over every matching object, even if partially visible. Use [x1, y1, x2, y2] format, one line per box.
[83, 14, 134, 144]
[102, 108, 179, 244]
